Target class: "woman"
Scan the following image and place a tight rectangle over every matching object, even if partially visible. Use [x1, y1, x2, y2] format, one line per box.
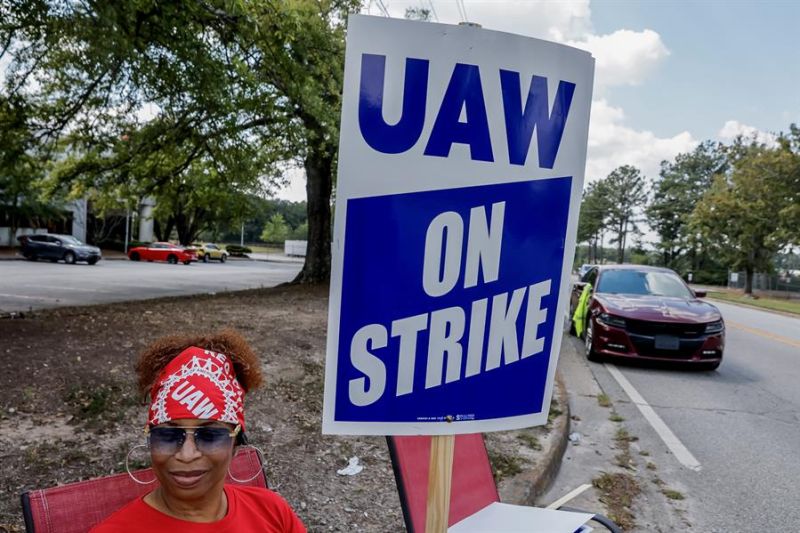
[92, 330, 306, 532]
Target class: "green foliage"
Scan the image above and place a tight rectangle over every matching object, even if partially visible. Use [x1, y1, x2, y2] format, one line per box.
[260, 213, 290, 243]
[647, 141, 727, 274]
[1, 0, 355, 276]
[225, 244, 252, 256]
[603, 165, 647, 264]
[405, 7, 432, 21]
[690, 141, 800, 293]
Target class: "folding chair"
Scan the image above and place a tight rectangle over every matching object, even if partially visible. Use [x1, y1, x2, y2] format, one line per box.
[387, 434, 620, 532]
[20, 447, 266, 533]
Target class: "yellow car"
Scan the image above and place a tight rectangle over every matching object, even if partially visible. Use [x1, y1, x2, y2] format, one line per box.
[192, 243, 230, 263]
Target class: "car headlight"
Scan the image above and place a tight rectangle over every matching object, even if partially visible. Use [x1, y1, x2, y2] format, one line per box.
[597, 313, 626, 328]
[705, 320, 724, 334]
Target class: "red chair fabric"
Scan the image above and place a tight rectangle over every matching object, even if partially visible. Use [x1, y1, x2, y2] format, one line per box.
[21, 447, 266, 533]
[387, 434, 500, 533]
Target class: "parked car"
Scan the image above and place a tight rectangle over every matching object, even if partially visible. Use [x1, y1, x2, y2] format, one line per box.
[191, 242, 229, 263]
[17, 234, 101, 265]
[127, 242, 196, 265]
[577, 263, 597, 279]
[569, 264, 724, 370]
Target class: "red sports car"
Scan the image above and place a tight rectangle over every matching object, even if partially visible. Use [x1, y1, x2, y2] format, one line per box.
[127, 242, 197, 265]
[570, 265, 724, 370]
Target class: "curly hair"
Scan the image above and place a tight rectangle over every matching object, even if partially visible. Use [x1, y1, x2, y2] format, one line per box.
[135, 328, 264, 399]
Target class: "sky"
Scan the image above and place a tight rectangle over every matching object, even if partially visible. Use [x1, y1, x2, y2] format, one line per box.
[277, 0, 800, 202]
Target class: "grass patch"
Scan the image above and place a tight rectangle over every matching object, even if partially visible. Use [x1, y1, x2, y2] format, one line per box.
[707, 291, 800, 315]
[64, 379, 137, 428]
[662, 488, 685, 500]
[609, 412, 625, 423]
[488, 449, 527, 482]
[517, 432, 543, 451]
[593, 472, 641, 530]
[547, 398, 563, 423]
[597, 393, 612, 408]
[646, 462, 657, 471]
[614, 428, 638, 470]
[238, 244, 284, 254]
[638, 450, 650, 456]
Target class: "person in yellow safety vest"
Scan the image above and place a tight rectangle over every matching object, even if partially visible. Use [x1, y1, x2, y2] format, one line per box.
[572, 283, 593, 337]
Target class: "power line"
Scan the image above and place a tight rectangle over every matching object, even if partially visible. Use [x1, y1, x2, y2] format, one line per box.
[375, 0, 390, 17]
[456, 0, 468, 22]
[427, 0, 439, 21]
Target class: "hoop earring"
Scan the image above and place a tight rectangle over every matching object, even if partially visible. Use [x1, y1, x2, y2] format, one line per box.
[228, 445, 267, 483]
[126, 444, 156, 485]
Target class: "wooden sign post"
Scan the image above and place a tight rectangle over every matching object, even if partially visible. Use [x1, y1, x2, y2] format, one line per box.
[426, 434, 455, 533]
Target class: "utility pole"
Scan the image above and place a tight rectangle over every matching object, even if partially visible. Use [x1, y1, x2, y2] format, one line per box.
[124, 207, 130, 254]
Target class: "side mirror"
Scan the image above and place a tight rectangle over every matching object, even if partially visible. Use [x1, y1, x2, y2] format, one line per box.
[694, 290, 706, 298]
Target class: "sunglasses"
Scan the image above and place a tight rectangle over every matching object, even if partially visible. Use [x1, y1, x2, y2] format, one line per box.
[145, 424, 240, 455]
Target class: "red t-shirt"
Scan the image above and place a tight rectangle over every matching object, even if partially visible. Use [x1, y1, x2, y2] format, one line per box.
[90, 485, 306, 533]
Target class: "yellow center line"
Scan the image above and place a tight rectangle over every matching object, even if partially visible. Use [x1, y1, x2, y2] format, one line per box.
[726, 320, 800, 349]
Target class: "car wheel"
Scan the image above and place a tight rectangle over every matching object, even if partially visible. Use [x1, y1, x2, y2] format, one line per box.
[202, 254, 209, 263]
[24, 253, 37, 261]
[703, 361, 721, 371]
[167, 255, 178, 265]
[585, 320, 601, 362]
[220, 254, 227, 263]
[183, 260, 192, 265]
[87, 258, 99, 265]
[130, 252, 140, 261]
[64, 252, 76, 265]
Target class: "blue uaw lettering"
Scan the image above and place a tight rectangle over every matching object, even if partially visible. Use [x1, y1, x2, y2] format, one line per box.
[357, 53, 576, 169]
[346, 279, 552, 407]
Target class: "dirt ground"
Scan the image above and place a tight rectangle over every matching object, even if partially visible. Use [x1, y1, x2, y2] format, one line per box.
[0, 284, 557, 532]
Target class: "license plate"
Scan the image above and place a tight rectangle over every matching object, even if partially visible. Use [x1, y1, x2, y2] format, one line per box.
[654, 335, 680, 350]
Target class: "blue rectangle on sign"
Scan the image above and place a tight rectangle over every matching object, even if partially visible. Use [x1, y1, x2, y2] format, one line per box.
[335, 177, 572, 424]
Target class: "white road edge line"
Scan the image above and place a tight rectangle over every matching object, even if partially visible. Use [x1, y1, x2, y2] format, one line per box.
[604, 363, 702, 472]
[546, 483, 592, 510]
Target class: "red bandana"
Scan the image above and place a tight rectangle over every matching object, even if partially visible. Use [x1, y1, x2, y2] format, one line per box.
[148, 346, 246, 430]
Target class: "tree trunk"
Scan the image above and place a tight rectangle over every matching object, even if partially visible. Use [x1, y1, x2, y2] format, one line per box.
[744, 266, 754, 295]
[293, 145, 333, 284]
[617, 219, 626, 264]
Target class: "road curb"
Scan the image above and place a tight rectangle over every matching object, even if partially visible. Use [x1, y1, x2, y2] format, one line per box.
[501, 370, 571, 506]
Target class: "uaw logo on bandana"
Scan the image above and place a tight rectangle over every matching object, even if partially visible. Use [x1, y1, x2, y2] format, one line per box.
[148, 347, 246, 429]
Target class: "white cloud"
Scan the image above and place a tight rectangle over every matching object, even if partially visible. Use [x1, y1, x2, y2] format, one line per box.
[368, 1, 594, 41]
[586, 99, 697, 183]
[564, 29, 670, 90]
[717, 119, 778, 146]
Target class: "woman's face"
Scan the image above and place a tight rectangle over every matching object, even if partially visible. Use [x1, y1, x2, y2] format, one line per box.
[148, 419, 237, 501]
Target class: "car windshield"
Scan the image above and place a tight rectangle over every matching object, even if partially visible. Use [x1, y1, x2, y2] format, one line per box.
[596, 270, 693, 298]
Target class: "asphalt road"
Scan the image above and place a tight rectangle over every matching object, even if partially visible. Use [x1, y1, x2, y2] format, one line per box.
[0, 258, 302, 313]
[585, 300, 800, 531]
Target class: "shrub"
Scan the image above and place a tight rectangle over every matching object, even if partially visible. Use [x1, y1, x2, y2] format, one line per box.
[225, 244, 252, 256]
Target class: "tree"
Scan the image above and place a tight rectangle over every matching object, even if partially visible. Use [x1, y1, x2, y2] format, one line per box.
[260, 213, 290, 244]
[647, 141, 727, 270]
[602, 165, 647, 264]
[1, 0, 351, 281]
[577, 180, 611, 263]
[691, 142, 800, 294]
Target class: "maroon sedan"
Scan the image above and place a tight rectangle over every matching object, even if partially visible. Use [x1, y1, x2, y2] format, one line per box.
[570, 265, 724, 370]
[127, 242, 197, 265]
